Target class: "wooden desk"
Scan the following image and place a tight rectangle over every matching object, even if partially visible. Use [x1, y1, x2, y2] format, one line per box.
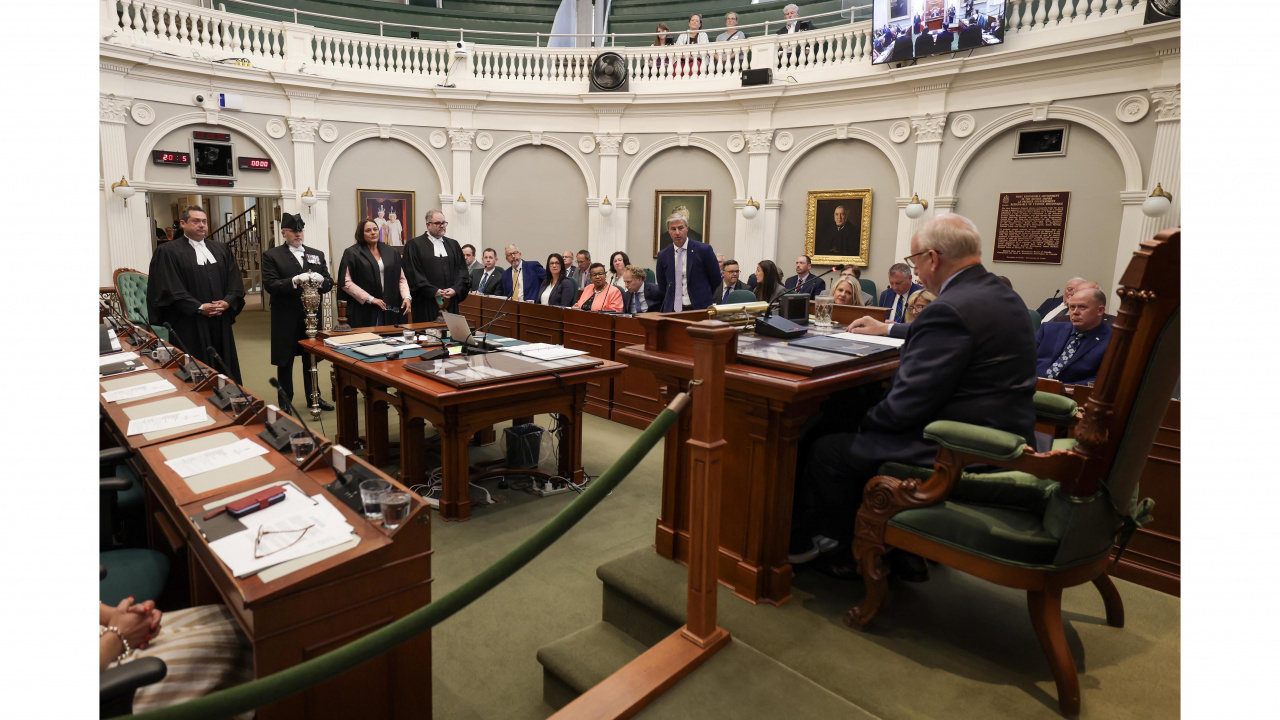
[302, 337, 624, 520]
[619, 313, 899, 605]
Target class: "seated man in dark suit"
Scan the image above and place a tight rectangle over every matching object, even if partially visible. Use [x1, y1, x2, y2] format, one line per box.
[934, 26, 954, 53]
[499, 244, 546, 301]
[914, 30, 935, 57]
[711, 259, 750, 304]
[1035, 287, 1112, 385]
[1034, 276, 1089, 322]
[785, 255, 826, 299]
[793, 214, 1038, 578]
[469, 247, 504, 296]
[890, 32, 915, 61]
[620, 264, 664, 314]
[878, 262, 924, 323]
[958, 23, 983, 49]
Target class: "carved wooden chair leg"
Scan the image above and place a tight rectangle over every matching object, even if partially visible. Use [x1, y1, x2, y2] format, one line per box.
[844, 538, 888, 631]
[1091, 573, 1125, 628]
[1027, 587, 1080, 718]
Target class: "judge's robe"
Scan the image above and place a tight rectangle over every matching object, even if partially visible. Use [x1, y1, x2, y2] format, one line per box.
[146, 236, 246, 382]
[403, 233, 468, 322]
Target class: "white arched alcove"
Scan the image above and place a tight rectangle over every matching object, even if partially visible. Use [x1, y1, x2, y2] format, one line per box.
[618, 136, 745, 200]
[767, 127, 910, 199]
[317, 127, 450, 195]
[133, 112, 295, 192]
[474, 134, 597, 198]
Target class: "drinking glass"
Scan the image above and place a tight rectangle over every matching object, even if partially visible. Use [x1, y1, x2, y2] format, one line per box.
[290, 431, 315, 464]
[378, 492, 412, 530]
[402, 328, 416, 344]
[229, 394, 250, 416]
[359, 479, 392, 520]
[813, 295, 835, 329]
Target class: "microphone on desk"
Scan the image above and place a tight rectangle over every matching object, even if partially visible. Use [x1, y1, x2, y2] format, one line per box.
[162, 322, 210, 386]
[268, 376, 336, 473]
[101, 298, 143, 346]
[466, 294, 511, 348]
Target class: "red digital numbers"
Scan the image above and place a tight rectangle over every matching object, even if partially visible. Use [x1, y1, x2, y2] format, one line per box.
[238, 156, 271, 171]
[153, 150, 190, 165]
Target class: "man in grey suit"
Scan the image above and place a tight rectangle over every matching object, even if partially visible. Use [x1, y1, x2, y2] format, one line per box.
[469, 247, 504, 296]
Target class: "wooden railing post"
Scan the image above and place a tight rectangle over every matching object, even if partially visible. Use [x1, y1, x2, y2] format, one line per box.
[682, 319, 734, 646]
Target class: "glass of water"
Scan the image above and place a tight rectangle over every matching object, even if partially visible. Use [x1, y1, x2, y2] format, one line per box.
[229, 394, 250, 417]
[813, 295, 835, 329]
[378, 491, 412, 530]
[290, 431, 315, 464]
[359, 479, 392, 520]
[402, 328, 416, 344]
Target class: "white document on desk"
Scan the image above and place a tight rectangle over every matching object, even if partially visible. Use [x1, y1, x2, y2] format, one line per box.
[829, 332, 905, 348]
[520, 346, 588, 361]
[102, 380, 175, 404]
[126, 407, 209, 436]
[164, 438, 270, 479]
[100, 351, 137, 366]
[208, 487, 356, 578]
[353, 342, 417, 357]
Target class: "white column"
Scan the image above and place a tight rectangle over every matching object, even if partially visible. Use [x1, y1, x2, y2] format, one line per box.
[1110, 191, 1148, 306]
[901, 113, 946, 260]
[614, 198, 631, 260]
[101, 94, 150, 277]
[1139, 85, 1180, 241]
[744, 130, 773, 268]
[287, 118, 325, 259]
[447, 128, 475, 244]
[595, 133, 622, 259]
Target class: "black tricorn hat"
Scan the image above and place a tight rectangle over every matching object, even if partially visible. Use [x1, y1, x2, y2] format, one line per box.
[281, 212, 306, 232]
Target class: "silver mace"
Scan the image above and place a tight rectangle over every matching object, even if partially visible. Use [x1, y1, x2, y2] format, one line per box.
[300, 275, 324, 420]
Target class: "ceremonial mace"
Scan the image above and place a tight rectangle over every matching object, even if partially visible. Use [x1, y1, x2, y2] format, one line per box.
[300, 275, 324, 420]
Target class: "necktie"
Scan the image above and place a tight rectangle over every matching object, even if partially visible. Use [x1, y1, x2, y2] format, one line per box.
[481, 271, 490, 291]
[894, 296, 905, 323]
[674, 247, 685, 312]
[1046, 331, 1085, 380]
[514, 265, 523, 300]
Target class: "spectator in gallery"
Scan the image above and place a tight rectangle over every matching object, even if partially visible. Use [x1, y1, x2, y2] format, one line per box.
[831, 276, 864, 307]
[537, 252, 578, 307]
[607, 251, 632, 291]
[676, 14, 709, 44]
[776, 3, 814, 34]
[716, 12, 746, 42]
[575, 262, 624, 312]
[754, 260, 787, 303]
[652, 23, 674, 46]
[904, 288, 936, 322]
[1035, 286, 1112, 385]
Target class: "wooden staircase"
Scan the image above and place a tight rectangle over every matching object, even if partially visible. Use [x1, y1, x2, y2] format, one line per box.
[210, 204, 262, 296]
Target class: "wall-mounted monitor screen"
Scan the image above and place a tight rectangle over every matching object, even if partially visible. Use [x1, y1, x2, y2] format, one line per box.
[192, 140, 234, 178]
[871, 0, 1006, 66]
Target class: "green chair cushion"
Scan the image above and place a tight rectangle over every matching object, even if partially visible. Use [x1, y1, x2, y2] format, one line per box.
[1051, 437, 1078, 452]
[923, 421, 1027, 461]
[1028, 308, 1042, 332]
[100, 549, 169, 606]
[724, 289, 757, 304]
[645, 268, 656, 284]
[889, 502, 1059, 566]
[1033, 391, 1077, 426]
[116, 273, 149, 325]
[859, 278, 877, 300]
[878, 462, 1057, 513]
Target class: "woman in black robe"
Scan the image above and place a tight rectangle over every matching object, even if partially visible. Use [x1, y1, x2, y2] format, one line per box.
[336, 219, 412, 329]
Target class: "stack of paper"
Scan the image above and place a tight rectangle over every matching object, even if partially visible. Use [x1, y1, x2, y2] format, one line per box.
[126, 407, 208, 436]
[208, 486, 358, 578]
[353, 342, 418, 357]
[828, 332, 904, 348]
[324, 332, 384, 348]
[504, 344, 589, 361]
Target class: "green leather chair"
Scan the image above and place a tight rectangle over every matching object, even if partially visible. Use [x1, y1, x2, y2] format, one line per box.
[846, 229, 1180, 718]
[1029, 308, 1042, 332]
[859, 278, 877, 301]
[725, 289, 758, 304]
[112, 269, 169, 341]
[645, 268, 656, 284]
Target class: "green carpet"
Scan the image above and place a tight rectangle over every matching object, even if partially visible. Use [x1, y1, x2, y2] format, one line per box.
[229, 306, 1180, 719]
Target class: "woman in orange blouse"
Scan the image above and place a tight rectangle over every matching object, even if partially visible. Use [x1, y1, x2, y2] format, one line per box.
[574, 262, 624, 312]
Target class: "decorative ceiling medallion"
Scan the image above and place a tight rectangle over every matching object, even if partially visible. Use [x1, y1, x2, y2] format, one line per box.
[476, 132, 493, 150]
[318, 123, 338, 142]
[265, 118, 287, 139]
[429, 130, 447, 149]
[774, 132, 793, 152]
[726, 134, 745, 153]
[622, 136, 640, 155]
[579, 135, 597, 153]
[950, 114, 975, 138]
[889, 121, 911, 144]
[1115, 95, 1150, 124]
[130, 103, 154, 126]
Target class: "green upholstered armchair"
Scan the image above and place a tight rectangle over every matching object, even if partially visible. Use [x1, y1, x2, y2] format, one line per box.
[112, 268, 169, 342]
[645, 268, 656, 284]
[1029, 307, 1042, 331]
[724, 289, 758, 304]
[858, 278, 877, 301]
[845, 229, 1180, 718]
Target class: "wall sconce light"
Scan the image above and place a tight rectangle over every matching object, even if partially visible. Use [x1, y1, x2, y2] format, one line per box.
[904, 193, 929, 219]
[599, 196, 614, 217]
[741, 197, 760, 220]
[454, 193, 468, 214]
[1141, 182, 1173, 218]
[301, 187, 318, 214]
[111, 176, 137, 207]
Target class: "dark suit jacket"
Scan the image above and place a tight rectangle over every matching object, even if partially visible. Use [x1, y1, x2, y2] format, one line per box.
[470, 266, 504, 296]
[1035, 296, 1063, 317]
[879, 283, 924, 311]
[775, 20, 814, 34]
[915, 31, 936, 56]
[958, 24, 982, 49]
[1035, 320, 1112, 385]
[891, 34, 915, 61]
[785, 274, 827, 299]
[261, 243, 334, 366]
[822, 224, 860, 256]
[711, 279, 749, 305]
[538, 277, 578, 307]
[501, 260, 547, 301]
[655, 239, 722, 312]
[934, 29, 954, 52]
[622, 281, 664, 314]
[853, 264, 1038, 468]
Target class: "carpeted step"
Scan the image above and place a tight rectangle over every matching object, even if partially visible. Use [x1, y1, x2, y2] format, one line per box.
[536, 620, 648, 710]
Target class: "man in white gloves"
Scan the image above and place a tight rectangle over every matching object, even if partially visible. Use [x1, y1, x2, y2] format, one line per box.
[262, 212, 335, 412]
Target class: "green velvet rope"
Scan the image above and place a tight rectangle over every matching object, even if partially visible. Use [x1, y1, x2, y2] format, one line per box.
[125, 406, 682, 720]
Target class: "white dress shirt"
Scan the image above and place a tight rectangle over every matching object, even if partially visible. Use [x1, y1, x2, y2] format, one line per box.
[427, 234, 448, 258]
[674, 245, 691, 307]
[188, 237, 217, 265]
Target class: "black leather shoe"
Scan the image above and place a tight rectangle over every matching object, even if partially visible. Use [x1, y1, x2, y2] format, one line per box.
[812, 554, 861, 582]
[318, 398, 335, 412]
[887, 550, 930, 583]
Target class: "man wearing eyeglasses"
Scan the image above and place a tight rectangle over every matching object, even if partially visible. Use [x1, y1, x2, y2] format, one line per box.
[501, 244, 547, 302]
[404, 209, 469, 321]
[710, 259, 749, 304]
[790, 214, 1037, 579]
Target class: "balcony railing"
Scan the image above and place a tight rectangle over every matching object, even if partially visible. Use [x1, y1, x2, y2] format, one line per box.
[104, 1, 1155, 93]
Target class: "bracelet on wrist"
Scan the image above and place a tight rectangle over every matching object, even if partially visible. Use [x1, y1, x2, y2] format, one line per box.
[100, 625, 133, 663]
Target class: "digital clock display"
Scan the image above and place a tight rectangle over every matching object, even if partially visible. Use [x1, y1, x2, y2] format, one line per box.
[153, 150, 190, 165]
[197, 178, 235, 187]
[193, 131, 231, 142]
[238, 156, 271, 171]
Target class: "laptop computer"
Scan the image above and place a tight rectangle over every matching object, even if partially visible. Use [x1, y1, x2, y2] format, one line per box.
[441, 311, 500, 351]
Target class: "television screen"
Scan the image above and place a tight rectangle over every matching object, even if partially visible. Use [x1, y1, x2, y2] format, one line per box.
[192, 141, 234, 178]
[871, 0, 1006, 66]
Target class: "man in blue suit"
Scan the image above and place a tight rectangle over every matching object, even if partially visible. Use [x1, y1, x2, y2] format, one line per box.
[655, 213, 721, 312]
[500, 244, 546, 301]
[784, 255, 826, 299]
[1035, 287, 1112, 385]
[878, 262, 923, 323]
[621, 265, 664, 314]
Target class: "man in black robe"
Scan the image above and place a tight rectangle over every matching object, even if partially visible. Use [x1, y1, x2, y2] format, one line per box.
[822, 204, 861, 256]
[261, 213, 335, 411]
[147, 205, 245, 382]
[403, 209, 469, 322]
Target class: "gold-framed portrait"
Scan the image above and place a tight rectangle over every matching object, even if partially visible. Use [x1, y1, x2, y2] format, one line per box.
[805, 189, 872, 267]
[653, 190, 710, 257]
[357, 189, 415, 247]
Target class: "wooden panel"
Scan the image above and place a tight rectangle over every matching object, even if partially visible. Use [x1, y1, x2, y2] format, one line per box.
[518, 302, 565, 345]
[1112, 398, 1180, 596]
[562, 308, 615, 418]
[480, 295, 518, 338]
[459, 293, 482, 328]
[610, 315, 664, 429]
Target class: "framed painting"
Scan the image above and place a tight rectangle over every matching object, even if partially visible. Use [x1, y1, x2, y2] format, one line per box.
[653, 190, 710, 257]
[805, 189, 872, 267]
[357, 189, 415, 247]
